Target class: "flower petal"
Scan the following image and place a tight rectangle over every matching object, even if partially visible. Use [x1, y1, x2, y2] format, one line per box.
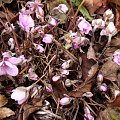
[0, 63, 6, 75]
[8, 57, 22, 65]
[5, 61, 18, 76]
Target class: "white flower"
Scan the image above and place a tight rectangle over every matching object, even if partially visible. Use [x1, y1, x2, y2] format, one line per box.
[61, 60, 72, 69]
[92, 19, 105, 31]
[8, 38, 15, 50]
[103, 9, 114, 21]
[11, 86, 30, 104]
[100, 22, 116, 36]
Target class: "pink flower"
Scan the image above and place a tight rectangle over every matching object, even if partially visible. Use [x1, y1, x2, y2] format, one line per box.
[48, 16, 58, 26]
[84, 107, 94, 120]
[77, 17, 92, 34]
[28, 68, 38, 80]
[42, 34, 53, 44]
[27, 0, 44, 21]
[0, 53, 22, 76]
[60, 97, 71, 105]
[113, 49, 120, 65]
[33, 43, 45, 53]
[99, 83, 107, 92]
[19, 12, 34, 33]
[92, 19, 105, 31]
[11, 86, 30, 104]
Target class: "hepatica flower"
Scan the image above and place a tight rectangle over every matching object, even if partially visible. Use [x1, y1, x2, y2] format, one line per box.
[113, 49, 120, 65]
[103, 9, 114, 21]
[92, 19, 105, 31]
[27, 0, 44, 21]
[19, 12, 34, 33]
[77, 17, 92, 34]
[42, 34, 54, 44]
[100, 22, 116, 37]
[0, 52, 22, 76]
[11, 86, 31, 104]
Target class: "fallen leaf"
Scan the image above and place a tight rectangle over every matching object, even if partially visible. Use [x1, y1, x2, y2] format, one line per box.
[0, 107, 15, 119]
[99, 60, 120, 81]
[23, 104, 40, 120]
[68, 80, 93, 98]
[109, 95, 120, 107]
[0, 94, 8, 107]
[85, 63, 98, 81]
[104, 47, 117, 57]
[84, 0, 103, 15]
[87, 43, 97, 61]
[50, 79, 68, 99]
[110, 35, 120, 47]
[81, 53, 96, 80]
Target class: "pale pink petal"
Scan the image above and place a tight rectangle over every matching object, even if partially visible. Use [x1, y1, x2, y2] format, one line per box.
[8, 57, 22, 65]
[0, 62, 6, 75]
[11, 90, 26, 101]
[5, 61, 18, 76]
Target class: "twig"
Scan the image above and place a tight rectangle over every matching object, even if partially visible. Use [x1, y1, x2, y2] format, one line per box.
[53, 39, 79, 63]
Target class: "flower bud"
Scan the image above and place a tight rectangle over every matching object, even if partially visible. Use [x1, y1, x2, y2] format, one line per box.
[52, 75, 60, 82]
[99, 83, 107, 92]
[60, 97, 71, 105]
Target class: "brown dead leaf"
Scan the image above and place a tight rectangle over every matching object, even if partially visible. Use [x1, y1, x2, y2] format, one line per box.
[51, 80, 68, 100]
[87, 43, 96, 61]
[81, 53, 96, 80]
[0, 107, 15, 119]
[99, 59, 120, 81]
[85, 63, 98, 81]
[84, 0, 103, 14]
[23, 104, 40, 120]
[0, 94, 8, 107]
[110, 35, 120, 47]
[104, 47, 117, 57]
[109, 95, 120, 107]
[68, 80, 93, 98]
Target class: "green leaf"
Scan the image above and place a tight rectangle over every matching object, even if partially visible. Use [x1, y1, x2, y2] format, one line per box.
[79, 5, 93, 21]
[72, 0, 93, 21]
